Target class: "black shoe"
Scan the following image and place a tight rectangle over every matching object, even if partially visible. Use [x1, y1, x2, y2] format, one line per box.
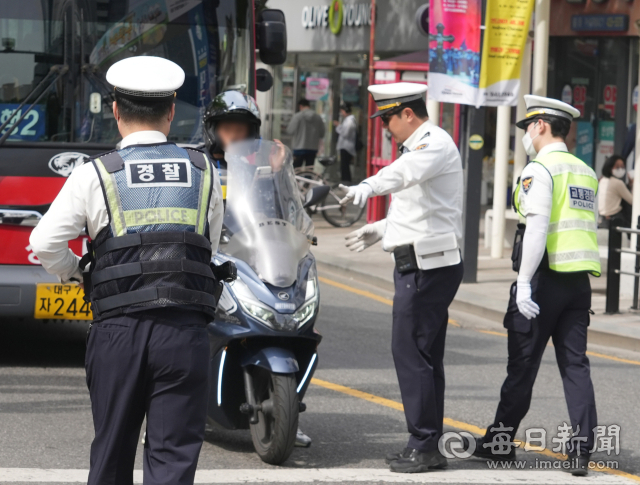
[389, 449, 447, 473]
[566, 454, 590, 476]
[467, 436, 516, 461]
[384, 447, 412, 465]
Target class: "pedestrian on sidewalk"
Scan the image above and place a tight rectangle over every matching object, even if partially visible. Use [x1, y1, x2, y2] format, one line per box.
[333, 102, 357, 183]
[472, 95, 601, 477]
[598, 154, 633, 228]
[340, 82, 464, 473]
[30, 57, 224, 485]
[286, 98, 325, 169]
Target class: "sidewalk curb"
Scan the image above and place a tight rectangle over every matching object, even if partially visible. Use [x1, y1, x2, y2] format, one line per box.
[316, 259, 640, 354]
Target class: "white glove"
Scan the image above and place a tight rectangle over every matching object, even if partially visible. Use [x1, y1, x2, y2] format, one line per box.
[516, 281, 540, 320]
[345, 222, 385, 252]
[339, 183, 374, 208]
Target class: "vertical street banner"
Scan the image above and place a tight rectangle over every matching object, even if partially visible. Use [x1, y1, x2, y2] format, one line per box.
[477, 0, 534, 106]
[427, 0, 482, 106]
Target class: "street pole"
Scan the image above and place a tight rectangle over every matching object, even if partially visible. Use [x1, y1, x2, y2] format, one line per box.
[428, 100, 440, 126]
[463, 106, 485, 283]
[632, 37, 640, 250]
[513, 36, 532, 190]
[532, 0, 550, 96]
[491, 105, 511, 259]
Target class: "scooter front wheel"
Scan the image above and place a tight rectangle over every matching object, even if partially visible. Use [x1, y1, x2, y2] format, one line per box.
[249, 368, 299, 465]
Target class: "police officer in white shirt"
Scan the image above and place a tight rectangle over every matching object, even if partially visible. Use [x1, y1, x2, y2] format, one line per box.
[30, 57, 224, 485]
[341, 82, 464, 473]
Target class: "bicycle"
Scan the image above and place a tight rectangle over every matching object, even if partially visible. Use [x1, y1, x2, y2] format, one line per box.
[295, 156, 365, 228]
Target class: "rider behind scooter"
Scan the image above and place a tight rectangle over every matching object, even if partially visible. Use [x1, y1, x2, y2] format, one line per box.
[202, 90, 313, 448]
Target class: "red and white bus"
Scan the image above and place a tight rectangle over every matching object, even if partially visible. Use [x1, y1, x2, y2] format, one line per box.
[0, 0, 285, 322]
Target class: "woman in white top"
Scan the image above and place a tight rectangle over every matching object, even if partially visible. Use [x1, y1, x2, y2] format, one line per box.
[333, 102, 357, 182]
[598, 154, 633, 227]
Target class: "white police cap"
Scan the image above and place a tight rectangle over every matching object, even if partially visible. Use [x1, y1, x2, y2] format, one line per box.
[367, 82, 428, 118]
[515, 94, 581, 129]
[106, 56, 185, 98]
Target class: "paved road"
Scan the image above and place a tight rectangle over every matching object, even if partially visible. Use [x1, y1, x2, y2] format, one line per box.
[0, 269, 639, 484]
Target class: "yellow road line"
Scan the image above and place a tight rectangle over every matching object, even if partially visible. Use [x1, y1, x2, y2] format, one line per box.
[318, 275, 640, 367]
[311, 377, 640, 483]
[586, 350, 640, 366]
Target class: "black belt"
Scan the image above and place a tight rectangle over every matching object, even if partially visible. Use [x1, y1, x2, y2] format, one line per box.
[94, 287, 217, 313]
[94, 231, 211, 260]
[91, 259, 214, 286]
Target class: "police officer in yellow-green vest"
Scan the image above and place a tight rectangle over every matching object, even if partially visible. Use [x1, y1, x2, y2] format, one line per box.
[472, 95, 600, 477]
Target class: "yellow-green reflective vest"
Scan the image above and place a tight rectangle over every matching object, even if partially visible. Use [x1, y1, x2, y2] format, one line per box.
[514, 151, 601, 276]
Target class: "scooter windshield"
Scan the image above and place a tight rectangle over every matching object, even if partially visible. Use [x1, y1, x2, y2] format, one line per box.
[221, 140, 314, 288]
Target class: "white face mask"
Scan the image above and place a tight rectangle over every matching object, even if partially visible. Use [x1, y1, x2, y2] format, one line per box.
[522, 131, 539, 157]
[612, 167, 626, 179]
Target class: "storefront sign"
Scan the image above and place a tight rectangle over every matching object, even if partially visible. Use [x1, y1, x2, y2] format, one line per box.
[477, 0, 535, 106]
[603, 84, 617, 118]
[305, 77, 330, 100]
[575, 121, 593, 167]
[595, 120, 615, 174]
[570, 14, 629, 32]
[573, 85, 587, 117]
[301, 1, 371, 33]
[427, 0, 482, 105]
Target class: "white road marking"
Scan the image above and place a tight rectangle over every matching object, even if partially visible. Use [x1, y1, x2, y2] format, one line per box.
[0, 468, 635, 484]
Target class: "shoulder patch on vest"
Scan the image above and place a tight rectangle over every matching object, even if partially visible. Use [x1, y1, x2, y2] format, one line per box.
[568, 185, 596, 212]
[522, 176, 533, 193]
[184, 147, 207, 170]
[414, 143, 429, 151]
[125, 159, 192, 188]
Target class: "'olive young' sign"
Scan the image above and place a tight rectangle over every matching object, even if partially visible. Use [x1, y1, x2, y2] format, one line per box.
[302, 0, 371, 34]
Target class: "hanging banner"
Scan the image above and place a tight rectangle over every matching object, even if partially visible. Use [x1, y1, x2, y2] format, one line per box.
[477, 0, 534, 106]
[427, 0, 482, 106]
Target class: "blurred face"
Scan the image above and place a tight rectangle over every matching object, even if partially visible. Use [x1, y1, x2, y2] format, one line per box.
[340, 109, 347, 118]
[216, 120, 250, 149]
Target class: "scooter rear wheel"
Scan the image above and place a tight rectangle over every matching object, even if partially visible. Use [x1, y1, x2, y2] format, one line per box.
[249, 368, 299, 465]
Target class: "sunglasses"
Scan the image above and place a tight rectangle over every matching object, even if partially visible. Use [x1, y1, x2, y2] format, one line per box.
[380, 107, 403, 125]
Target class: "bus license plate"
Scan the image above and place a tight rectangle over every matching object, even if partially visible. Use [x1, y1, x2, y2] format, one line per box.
[34, 284, 92, 320]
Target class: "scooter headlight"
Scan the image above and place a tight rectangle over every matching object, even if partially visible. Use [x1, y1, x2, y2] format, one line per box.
[230, 277, 278, 328]
[293, 299, 317, 328]
[240, 299, 278, 327]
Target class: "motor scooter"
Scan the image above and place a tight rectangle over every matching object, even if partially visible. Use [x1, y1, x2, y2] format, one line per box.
[207, 140, 328, 465]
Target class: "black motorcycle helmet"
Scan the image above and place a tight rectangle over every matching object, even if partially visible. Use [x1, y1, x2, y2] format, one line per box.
[203, 90, 261, 156]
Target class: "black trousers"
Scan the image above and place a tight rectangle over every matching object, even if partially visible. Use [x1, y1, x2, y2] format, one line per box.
[339, 149, 353, 182]
[392, 262, 464, 451]
[85, 308, 210, 485]
[293, 151, 317, 169]
[485, 270, 597, 454]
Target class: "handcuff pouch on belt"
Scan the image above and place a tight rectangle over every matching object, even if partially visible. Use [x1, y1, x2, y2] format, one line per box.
[511, 223, 525, 273]
[393, 233, 461, 274]
[510, 223, 550, 274]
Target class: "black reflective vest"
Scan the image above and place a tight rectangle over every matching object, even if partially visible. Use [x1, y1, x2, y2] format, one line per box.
[85, 143, 217, 321]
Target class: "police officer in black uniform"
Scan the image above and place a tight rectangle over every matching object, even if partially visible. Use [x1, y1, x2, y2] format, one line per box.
[30, 56, 224, 485]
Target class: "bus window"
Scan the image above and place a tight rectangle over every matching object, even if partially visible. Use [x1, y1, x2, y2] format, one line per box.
[0, 0, 254, 146]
